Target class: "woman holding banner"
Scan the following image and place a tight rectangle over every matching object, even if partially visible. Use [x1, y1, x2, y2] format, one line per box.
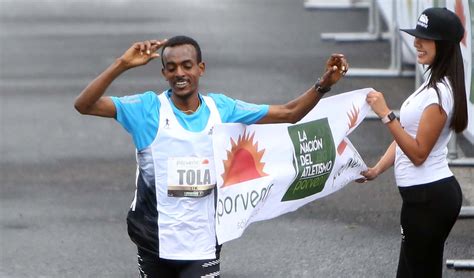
[360, 7, 468, 278]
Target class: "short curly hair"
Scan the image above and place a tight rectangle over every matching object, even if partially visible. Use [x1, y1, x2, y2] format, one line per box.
[161, 35, 202, 67]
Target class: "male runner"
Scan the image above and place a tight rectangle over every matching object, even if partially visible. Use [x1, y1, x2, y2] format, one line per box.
[74, 35, 348, 277]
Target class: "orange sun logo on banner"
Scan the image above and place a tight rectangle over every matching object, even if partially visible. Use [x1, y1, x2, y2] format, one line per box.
[337, 104, 359, 155]
[221, 130, 268, 187]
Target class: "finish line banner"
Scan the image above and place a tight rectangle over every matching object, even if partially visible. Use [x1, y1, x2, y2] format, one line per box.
[213, 88, 372, 244]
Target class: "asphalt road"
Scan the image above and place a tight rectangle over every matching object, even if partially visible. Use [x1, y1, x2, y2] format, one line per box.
[0, 0, 472, 277]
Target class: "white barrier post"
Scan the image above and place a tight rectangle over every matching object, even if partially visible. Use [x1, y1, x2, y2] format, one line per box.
[318, 0, 390, 41]
[306, 0, 414, 77]
[446, 260, 474, 270]
[304, 0, 370, 10]
[447, 135, 474, 166]
[344, 0, 415, 77]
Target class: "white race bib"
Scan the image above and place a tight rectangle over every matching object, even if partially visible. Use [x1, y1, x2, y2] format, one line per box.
[167, 157, 216, 198]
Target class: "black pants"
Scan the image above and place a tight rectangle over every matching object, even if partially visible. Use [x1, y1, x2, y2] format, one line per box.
[396, 176, 462, 278]
[137, 248, 220, 278]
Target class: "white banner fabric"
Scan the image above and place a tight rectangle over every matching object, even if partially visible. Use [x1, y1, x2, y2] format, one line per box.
[213, 88, 372, 244]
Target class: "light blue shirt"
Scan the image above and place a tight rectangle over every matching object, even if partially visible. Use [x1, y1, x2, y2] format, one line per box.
[111, 90, 269, 150]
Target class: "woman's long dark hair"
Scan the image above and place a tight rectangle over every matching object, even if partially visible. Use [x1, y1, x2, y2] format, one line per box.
[425, 40, 468, 133]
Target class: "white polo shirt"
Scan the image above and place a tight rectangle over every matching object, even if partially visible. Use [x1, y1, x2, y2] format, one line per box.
[395, 78, 454, 187]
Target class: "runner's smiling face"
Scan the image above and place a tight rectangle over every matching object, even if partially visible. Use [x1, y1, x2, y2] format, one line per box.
[162, 44, 205, 99]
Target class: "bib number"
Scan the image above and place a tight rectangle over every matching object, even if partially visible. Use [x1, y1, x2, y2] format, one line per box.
[167, 157, 216, 198]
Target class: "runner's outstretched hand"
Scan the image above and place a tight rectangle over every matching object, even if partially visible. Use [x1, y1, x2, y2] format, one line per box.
[318, 53, 349, 88]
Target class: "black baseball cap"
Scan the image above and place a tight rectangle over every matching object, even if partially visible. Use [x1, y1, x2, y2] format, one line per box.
[400, 7, 464, 43]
